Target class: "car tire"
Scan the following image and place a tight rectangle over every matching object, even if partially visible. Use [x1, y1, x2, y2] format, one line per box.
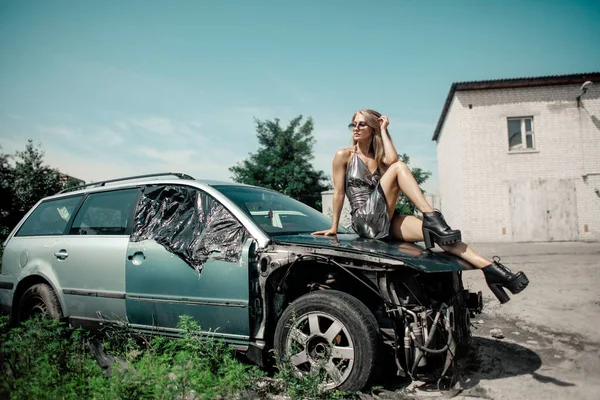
[17, 283, 63, 322]
[274, 290, 379, 393]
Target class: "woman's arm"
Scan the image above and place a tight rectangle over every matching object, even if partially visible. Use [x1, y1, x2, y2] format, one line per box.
[312, 149, 348, 236]
[379, 116, 399, 166]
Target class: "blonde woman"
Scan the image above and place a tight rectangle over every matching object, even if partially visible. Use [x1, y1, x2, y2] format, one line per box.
[313, 109, 528, 303]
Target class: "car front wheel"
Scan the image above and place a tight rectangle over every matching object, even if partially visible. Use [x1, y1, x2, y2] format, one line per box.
[273, 290, 379, 392]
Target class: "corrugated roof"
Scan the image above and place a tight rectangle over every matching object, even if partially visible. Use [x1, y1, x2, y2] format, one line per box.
[432, 72, 600, 141]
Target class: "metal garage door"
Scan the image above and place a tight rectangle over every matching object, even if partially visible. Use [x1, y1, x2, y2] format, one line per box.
[509, 179, 578, 242]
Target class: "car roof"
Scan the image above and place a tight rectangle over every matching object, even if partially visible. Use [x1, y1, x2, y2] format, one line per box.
[11, 173, 274, 248]
[47, 173, 263, 200]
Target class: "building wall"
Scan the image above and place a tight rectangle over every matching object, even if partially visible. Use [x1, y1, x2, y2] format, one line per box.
[436, 96, 466, 236]
[437, 83, 600, 242]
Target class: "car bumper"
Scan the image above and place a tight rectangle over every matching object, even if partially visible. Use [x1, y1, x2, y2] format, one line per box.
[0, 276, 17, 316]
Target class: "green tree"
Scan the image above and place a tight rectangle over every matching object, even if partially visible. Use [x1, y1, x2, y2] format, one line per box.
[229, 116, 331, 210]
[0, 140, 81, 240]
[13, 140, 65, 215]
[395, 153, 432, 216]
[0, 151, 15, 238]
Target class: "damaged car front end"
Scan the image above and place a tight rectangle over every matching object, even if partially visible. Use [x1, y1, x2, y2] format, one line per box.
[215, 185, 483, 392]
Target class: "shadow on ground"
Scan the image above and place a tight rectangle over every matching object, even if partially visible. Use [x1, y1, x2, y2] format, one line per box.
[461, 336, 575, 388]
[459, 337, 541, 385]
[360, 335, 575, 399]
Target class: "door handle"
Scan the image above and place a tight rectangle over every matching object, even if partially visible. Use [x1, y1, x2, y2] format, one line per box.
[128, 252, 146, 265]
[54, 250, 68, 260]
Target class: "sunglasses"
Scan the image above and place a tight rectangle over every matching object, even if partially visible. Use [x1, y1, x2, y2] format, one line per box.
[348, 122, 369, 130]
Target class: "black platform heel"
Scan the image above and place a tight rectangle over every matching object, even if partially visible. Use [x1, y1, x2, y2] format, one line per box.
[422, 210, 462, 248]
[482, 257, 529, 304]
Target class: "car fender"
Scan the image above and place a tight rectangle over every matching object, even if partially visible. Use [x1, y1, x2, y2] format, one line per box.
[15, 262, 69, 317]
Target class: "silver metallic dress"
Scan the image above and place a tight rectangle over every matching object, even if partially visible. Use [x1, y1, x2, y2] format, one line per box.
[345, 148, 390, 239]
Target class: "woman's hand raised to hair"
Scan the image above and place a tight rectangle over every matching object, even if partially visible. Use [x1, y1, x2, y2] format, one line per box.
[379, 115, 389, 131]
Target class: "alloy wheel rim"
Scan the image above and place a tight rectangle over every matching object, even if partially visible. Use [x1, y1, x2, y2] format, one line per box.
[285, 311, 355, 390]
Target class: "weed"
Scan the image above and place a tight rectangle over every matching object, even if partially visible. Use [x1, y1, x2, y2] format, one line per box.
[0, 315, 264, 399]
[0, 314, 363, 399]
[0, 315, 105, 400]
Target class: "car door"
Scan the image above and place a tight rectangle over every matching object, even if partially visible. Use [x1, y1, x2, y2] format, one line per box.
[125, 185, 252, 345]
[6, 194, 83, 313]
[58, 188, 141, 325]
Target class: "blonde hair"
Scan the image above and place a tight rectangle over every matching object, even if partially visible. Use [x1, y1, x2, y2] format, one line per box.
[352, 109, 392, 172]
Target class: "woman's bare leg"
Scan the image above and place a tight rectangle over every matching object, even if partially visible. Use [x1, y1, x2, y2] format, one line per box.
[379, 161, 460, 248]
[390, 215, 529, 304]
[389, 214, 490, 269]
[379, 162, 434, 214]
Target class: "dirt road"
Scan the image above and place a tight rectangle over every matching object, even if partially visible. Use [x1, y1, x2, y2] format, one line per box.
[452, 241, 600, 400]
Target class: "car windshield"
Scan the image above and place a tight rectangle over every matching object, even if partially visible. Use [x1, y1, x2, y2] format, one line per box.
[213, 185, 350, 236]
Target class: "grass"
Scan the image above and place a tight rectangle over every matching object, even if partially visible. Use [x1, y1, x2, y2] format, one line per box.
[0, 315, 358, 400]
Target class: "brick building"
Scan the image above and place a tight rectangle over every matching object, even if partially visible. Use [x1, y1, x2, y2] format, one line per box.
[433, 72, 600, 242]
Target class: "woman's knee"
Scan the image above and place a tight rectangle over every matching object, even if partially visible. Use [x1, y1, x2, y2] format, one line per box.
[392, 161, 410, 177]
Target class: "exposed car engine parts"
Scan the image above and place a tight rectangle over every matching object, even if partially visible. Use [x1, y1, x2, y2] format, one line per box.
[263, 248, 482, 388]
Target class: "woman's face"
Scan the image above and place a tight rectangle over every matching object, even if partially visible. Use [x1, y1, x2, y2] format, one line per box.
[351, 113, 374, 142]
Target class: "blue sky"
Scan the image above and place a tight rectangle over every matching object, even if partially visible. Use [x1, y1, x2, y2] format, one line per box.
[1, 0, 599, 193]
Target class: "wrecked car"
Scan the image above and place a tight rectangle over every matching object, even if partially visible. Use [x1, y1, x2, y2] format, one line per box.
[0, 173, 482, 392]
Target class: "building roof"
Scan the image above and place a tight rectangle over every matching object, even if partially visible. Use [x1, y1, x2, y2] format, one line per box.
[432, 72, 600, 141]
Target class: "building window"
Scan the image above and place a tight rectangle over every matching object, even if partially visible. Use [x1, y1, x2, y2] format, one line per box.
[507, 117, 535, 151]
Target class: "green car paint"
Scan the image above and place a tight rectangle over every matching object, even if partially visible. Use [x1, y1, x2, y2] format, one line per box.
[125, 239, 253, 343]
[271, 234, 475, 272]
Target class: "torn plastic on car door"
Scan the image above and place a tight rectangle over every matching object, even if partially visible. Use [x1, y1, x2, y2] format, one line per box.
[130, 185, 249, 273]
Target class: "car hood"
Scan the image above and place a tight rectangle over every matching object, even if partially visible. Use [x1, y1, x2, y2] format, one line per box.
[271, 234, 475, 273]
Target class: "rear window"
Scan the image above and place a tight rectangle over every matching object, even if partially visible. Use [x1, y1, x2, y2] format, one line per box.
[16, 196, 83, 237]
[70, 189, 140, 235]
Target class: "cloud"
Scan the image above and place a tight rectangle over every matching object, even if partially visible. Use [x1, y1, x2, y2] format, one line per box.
[39, 125, 78, 139]
[125, 117, 205, 142]
[0, 131, 132, 182]
[0, 134, 28, 154]
[43, 150, 141, 183]
[8, 114, 25, 121]
[136, 143, 242, 182]
[128, 117, 176, 136]
[38, 125, 125, 148]
[139, 146, 198, 164]
[115, 121, 129, 131]
[95, 126, 126, 145]
[3, 113, 249, 185]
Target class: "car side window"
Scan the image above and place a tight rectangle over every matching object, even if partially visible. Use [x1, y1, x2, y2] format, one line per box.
[70, 189, 140, 236]
[131, 185, 250, 272]
[16, 196, 83, 237]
